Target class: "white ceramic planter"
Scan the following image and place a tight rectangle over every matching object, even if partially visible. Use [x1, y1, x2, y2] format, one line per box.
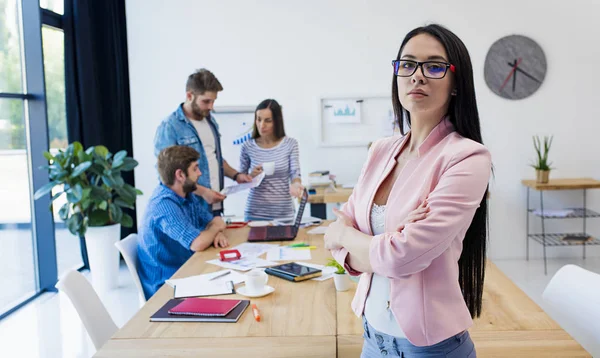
[84, 224, 121, 292]
[333, 272, 351, 292]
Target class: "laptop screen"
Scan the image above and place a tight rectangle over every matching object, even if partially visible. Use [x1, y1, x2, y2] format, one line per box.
[293, 189, 309, 228]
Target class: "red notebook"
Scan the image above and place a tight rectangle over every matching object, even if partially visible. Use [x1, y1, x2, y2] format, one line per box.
[168, 298, 242, 317]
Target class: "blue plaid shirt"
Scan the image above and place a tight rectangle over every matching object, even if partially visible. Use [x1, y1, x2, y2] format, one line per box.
[137, 184, 214, 299]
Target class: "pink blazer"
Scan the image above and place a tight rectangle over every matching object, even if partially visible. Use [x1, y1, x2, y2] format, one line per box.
[332, 117, 491, 346]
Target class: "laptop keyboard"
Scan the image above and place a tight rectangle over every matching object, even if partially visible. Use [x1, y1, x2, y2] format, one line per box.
[267, 226, 289, 238]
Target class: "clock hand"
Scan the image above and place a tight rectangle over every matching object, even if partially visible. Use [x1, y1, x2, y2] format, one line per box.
[506, 62, 542, 83]
[499, 58, 522, 92]
[512, 59, 517, 92]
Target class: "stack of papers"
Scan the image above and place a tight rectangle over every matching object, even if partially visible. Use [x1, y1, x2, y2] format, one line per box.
[533, 209, 574, 217]
[206, 256, 277, 271]
[220, 172, 265, 196]
[266, 247, 312, 261]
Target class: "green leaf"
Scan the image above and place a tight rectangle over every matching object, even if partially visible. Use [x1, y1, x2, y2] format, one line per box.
[34, 181, 58, 200]
[120, 213, 134, 228]
[110, 203, 123, 223]
[90, 186, 111, 201]
[70, 162, 92, 178]
[99, 201, 108, 210]
[114, 197, 134, 209]
[119, 158, 138, 171]
[112, 150, 127, 167]
[59, 203, 70, 221]
[51, 191, 64, 202]
[89, 209, 110, 226]
[116, 187, 136, 203]
[102, 175, 115, 188]
[72, 142, 83, 155]
[43, 152, 54, 161]
[111, 173, 125, 187]
[85, 146, 95, 155]
[94, 145, 109, 159]
[66, 184, 83, 203]
[135, 189, 143, 195]
[66, 214, 83, 236]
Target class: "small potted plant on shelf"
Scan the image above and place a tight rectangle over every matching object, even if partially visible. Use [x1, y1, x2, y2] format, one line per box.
[34, 142, 142, 292]
[326, 258, 351, 292]
[531, 135, 553, 184]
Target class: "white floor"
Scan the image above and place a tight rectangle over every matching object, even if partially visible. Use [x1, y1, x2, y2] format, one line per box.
[1, 257, 599, 358]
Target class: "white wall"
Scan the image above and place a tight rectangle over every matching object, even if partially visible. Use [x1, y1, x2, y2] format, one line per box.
[125, 0, 600, 259]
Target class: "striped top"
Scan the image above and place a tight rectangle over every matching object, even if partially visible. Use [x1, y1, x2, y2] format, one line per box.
[239, 136, 301, 220]
[137, 184, 214, 299]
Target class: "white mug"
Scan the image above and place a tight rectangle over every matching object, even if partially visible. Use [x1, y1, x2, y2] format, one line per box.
[244, 269, 269, 294]
[262, 162, 275, 176]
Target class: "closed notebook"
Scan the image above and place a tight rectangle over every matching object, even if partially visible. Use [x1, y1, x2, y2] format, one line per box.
[168, 298, 242, 317]
[150, 299, 250, 323]
[265, 262, 322, 282]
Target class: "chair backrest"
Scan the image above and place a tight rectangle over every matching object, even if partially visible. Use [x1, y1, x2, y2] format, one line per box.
[542, 264, 600, 356]
[114, 233, 146, 305]
[56, 270, 118, 350]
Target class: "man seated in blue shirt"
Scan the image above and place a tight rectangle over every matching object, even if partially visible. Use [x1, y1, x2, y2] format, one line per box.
[137, 145, 230, 299]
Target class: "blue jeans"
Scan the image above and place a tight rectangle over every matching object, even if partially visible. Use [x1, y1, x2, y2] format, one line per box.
[361, 317, 476, 357]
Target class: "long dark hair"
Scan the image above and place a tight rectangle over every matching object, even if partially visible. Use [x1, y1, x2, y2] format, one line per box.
[252, 99, 286, 139]
[392, 24, 488, 318]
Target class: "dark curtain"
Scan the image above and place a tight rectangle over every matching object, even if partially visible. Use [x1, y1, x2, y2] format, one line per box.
[64, 0, 137, 267]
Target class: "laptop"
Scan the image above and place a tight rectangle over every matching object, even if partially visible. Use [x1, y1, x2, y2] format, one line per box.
[247, 189, 309, 242]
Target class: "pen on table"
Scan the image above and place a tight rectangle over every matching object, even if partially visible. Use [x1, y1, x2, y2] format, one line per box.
[209, 271, 231, 281]
[290, 246, 317, 250]
[287, 242, 308, 247]
[252, 303, 261, 322]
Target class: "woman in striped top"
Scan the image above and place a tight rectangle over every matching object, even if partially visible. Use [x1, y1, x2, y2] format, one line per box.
[239, 99, 304, 221]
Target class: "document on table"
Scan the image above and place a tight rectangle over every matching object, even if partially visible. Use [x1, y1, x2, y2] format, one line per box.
[266, 247, 312, 261]
[165, 270, 246, 288]
[206, 256, 277, 271]
[231, 242, 279, 258]
[220, 172, 265, 196]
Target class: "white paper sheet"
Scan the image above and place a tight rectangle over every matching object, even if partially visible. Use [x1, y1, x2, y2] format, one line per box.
[165, 270, 246, 288]
[173, 280, 235, 299]
[220, 172, 265, 196]
[206, 257, 277, 271]
[266, 247, 312, 261]
[231, 242, 279, 258]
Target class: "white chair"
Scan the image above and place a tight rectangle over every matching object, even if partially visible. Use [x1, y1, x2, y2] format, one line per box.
[542, 264, 600, 356]
[114, 233, 146, 305]
[55, 270, 118, 350]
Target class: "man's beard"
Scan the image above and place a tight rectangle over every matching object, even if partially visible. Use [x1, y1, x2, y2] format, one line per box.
[182, 178, 197, 194]
[191, 100, 209, 119]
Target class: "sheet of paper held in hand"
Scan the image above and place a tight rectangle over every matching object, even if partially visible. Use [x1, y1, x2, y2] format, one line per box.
[220, 172, 266, 196]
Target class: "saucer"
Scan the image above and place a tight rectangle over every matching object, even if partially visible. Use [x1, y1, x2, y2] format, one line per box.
[237, 285, 275, 298]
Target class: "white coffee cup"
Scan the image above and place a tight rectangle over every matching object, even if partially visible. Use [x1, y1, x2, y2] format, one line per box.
[262, 162, 275, 176]
[244, 269, 269, 294]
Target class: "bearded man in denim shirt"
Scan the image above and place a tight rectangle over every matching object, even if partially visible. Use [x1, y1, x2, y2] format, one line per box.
[154, 69, 252, 216]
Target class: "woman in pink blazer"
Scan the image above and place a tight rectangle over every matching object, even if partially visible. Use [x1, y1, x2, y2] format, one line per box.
[325, 24, 491, 357]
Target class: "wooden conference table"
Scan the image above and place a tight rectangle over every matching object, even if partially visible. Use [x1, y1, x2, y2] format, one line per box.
[95, 224, 589, 357]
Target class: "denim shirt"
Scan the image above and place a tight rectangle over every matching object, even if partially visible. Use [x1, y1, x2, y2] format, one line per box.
[154, 104, 225, 193]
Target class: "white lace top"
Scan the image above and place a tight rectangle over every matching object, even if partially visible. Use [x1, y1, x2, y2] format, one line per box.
[363, 203, 406, 337]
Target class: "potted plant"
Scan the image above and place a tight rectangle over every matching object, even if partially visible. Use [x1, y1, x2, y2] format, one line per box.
[531, 135, 553, 184]
[326, 258, 351, 292]
[34, 142, 142, 291]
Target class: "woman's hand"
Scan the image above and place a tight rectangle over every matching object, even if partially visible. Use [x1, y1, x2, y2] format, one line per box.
[289, 182, 305, 198]
[250, 165, 263, 178]
[395, 200, 429, 231]
[324, 208, 354, 250]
